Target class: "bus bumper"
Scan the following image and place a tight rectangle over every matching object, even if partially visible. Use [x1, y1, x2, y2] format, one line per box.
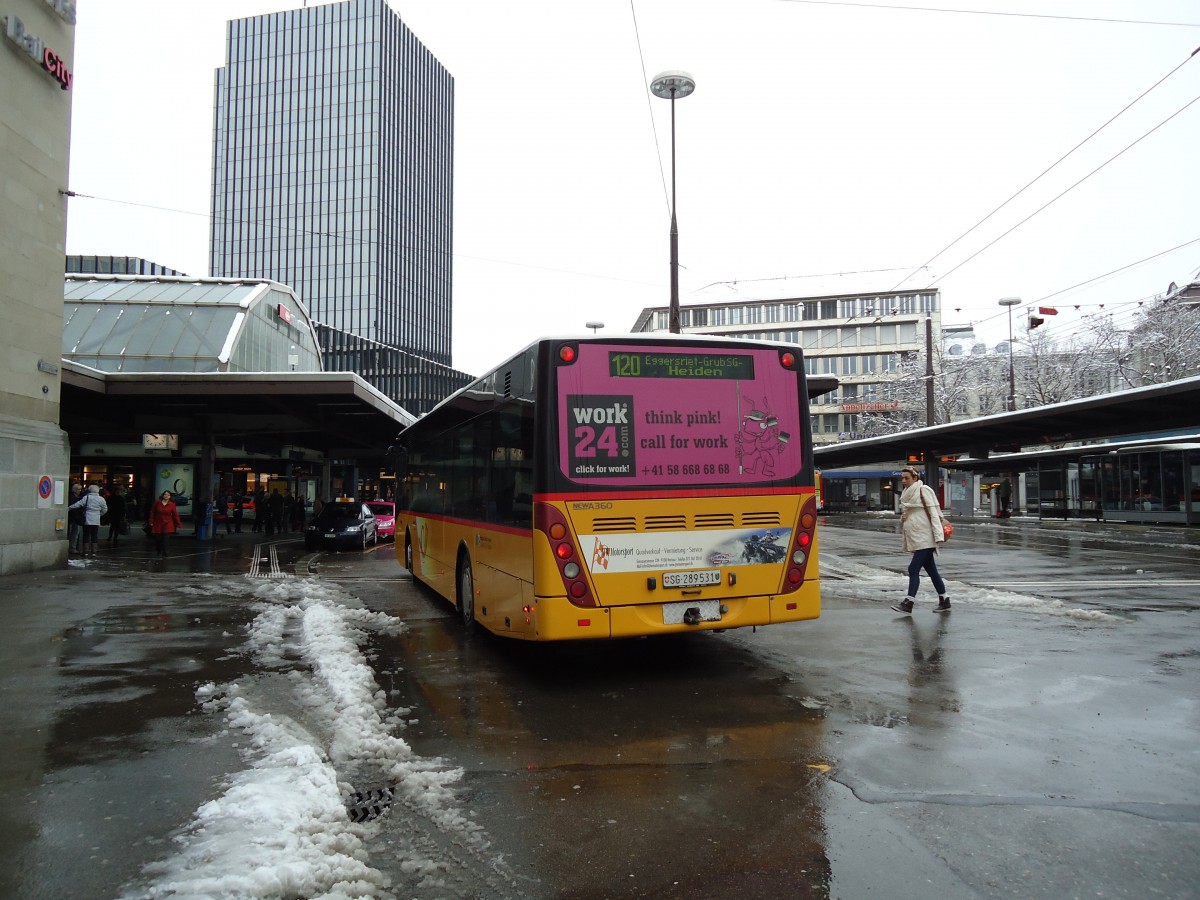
[531, 583, 820, 640]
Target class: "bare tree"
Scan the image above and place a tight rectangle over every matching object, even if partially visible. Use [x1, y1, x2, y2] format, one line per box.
[1018, 329, 1101, 407]
[1128, 297, 1200, 384]
[850, 292, 1198, 438]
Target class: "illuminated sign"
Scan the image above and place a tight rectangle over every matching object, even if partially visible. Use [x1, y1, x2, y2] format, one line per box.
[840, 402, 900, 412]
[608, 351, 755, 380]
[3, 15, 73, 90]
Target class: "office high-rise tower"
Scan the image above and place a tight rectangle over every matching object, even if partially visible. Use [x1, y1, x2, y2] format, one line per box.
[210, 0, 455, 392]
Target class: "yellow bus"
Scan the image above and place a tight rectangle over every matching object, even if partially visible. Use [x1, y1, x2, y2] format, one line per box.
[392, 335, 833, 641]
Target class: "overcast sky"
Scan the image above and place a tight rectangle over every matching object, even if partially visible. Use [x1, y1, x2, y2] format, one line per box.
[65, 1, 1200, 376]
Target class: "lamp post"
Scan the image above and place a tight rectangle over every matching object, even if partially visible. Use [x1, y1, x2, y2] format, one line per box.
[998, 297, 1020, 412]
[585, 321, 605, 333]
[650, 70, 696, 334]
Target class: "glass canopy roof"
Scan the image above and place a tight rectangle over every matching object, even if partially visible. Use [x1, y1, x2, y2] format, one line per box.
[62, 276, 322, 374]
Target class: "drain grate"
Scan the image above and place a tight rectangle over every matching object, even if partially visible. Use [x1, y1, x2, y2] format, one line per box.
[347, 785, 396, 823]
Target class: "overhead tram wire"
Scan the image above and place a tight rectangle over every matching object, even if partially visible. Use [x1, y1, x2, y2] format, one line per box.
[939, 237, 1200, 343]
[62, 189, 663, 290]
[1035, 236, 1200, 306]
[890, 47, 1200, 293]
[629, 0, 671, 217]
[926, 92, 1200, 289]
[695, 266, 927, 293]
[773, 0, 1200, 29]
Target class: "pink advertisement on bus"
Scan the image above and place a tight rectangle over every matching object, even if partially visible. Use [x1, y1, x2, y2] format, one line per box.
[555, 343, 805, 487]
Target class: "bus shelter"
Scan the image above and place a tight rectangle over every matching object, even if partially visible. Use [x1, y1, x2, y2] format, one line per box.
[1078, 443, 1200, 525]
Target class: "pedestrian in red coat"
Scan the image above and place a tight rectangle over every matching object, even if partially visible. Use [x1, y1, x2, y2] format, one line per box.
[148, 490, 183, 559]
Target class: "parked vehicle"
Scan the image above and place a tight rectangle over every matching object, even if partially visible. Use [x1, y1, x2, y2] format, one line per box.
[304, 501, 377, 551]
[365, 501, 396, 541]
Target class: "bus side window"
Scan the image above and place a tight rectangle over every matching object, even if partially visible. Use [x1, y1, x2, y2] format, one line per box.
[493, 400, 535, 527]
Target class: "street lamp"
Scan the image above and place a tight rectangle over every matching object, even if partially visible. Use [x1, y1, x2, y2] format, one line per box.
[585, 321, 605, 333]
[650, 70, 696, 335]
[998, 297, 1020, 411]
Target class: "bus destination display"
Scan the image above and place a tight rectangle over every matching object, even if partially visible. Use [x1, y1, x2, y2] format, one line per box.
[609, 351, 755, 380]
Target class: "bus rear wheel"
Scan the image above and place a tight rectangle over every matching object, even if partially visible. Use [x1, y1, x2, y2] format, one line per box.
[458, 557, 476, 633]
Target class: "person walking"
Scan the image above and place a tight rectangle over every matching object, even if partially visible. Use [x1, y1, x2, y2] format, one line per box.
[67, 482, 84, 554]
[252, 488, 266, 533]
[106, 487, 128, 545]
[999, 478, 1013, 517]
[148, 489, 183, 559]
[231, 494, 244, 533]
[267, 488, 284, 536]
[69, 485, 108, 558]
[891, 466, 951, 614]
[282, 490, 297, 535]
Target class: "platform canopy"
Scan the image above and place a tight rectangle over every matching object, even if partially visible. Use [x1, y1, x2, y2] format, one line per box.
[814, 375, 1200, 469]
[61, 364, 414, 461]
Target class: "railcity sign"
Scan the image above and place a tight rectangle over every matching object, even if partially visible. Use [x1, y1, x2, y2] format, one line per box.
[3, 14, 72, 90]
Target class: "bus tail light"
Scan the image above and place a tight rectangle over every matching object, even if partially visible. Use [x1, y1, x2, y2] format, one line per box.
[780, 496, 817, 595]
[535, 502, 597, 608]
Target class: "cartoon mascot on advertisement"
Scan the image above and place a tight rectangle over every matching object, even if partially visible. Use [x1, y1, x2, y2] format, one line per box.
[736, 398, 790, 476]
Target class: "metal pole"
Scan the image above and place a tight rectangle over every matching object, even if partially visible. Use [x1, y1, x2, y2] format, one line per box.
[924, 317, 939, 500]
[668, 89, 680, 335]
[999, 297, 1020, 412]
[1007, 306, 1015, 412]
[651, 71, 694, 336]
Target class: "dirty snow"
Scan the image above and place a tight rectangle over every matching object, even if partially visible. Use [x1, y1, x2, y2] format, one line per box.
[122, 577, 496, 899]
[820, 553, 1127, 623]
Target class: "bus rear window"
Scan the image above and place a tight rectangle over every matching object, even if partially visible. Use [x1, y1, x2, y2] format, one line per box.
[555, 343, 804, 487]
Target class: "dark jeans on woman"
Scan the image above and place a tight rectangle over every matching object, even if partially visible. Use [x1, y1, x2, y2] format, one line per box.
[908, 547, 947, 597]
[153, 533, 171, 558]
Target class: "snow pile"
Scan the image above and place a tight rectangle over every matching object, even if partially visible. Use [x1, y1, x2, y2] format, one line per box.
[127, 578, 485, 899]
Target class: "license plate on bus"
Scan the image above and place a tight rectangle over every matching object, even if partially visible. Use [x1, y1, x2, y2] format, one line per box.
[663, 599, 722, 624]
[662, 569, 721, 588]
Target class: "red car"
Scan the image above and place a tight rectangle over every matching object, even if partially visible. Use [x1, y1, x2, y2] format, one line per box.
[215, 495, 256, 522]
[365, 501, 396, 541]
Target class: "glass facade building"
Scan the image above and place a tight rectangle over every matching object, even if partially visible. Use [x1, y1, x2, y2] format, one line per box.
[209, 0, 458, 409]
[66, 255, 188, 277]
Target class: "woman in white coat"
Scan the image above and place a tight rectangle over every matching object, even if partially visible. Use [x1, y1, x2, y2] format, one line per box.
[891, 466, 950, 614]
[69, 484, 109, 558]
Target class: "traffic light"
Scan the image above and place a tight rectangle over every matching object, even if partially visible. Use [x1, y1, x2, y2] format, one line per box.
[1029, 306, 1056, 330]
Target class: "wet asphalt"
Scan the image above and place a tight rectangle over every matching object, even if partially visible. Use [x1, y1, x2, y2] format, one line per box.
[0, 517, 1197, 898]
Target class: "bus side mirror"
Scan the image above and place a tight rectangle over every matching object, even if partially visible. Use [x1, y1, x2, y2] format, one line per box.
[387, 445, 410, 478]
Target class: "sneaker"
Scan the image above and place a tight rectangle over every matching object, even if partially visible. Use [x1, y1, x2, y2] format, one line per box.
[933, 596, 951, 613]
[890, 598, 915, 614]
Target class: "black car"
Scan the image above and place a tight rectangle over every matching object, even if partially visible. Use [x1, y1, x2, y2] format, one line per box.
[304, 502, 377, 551]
